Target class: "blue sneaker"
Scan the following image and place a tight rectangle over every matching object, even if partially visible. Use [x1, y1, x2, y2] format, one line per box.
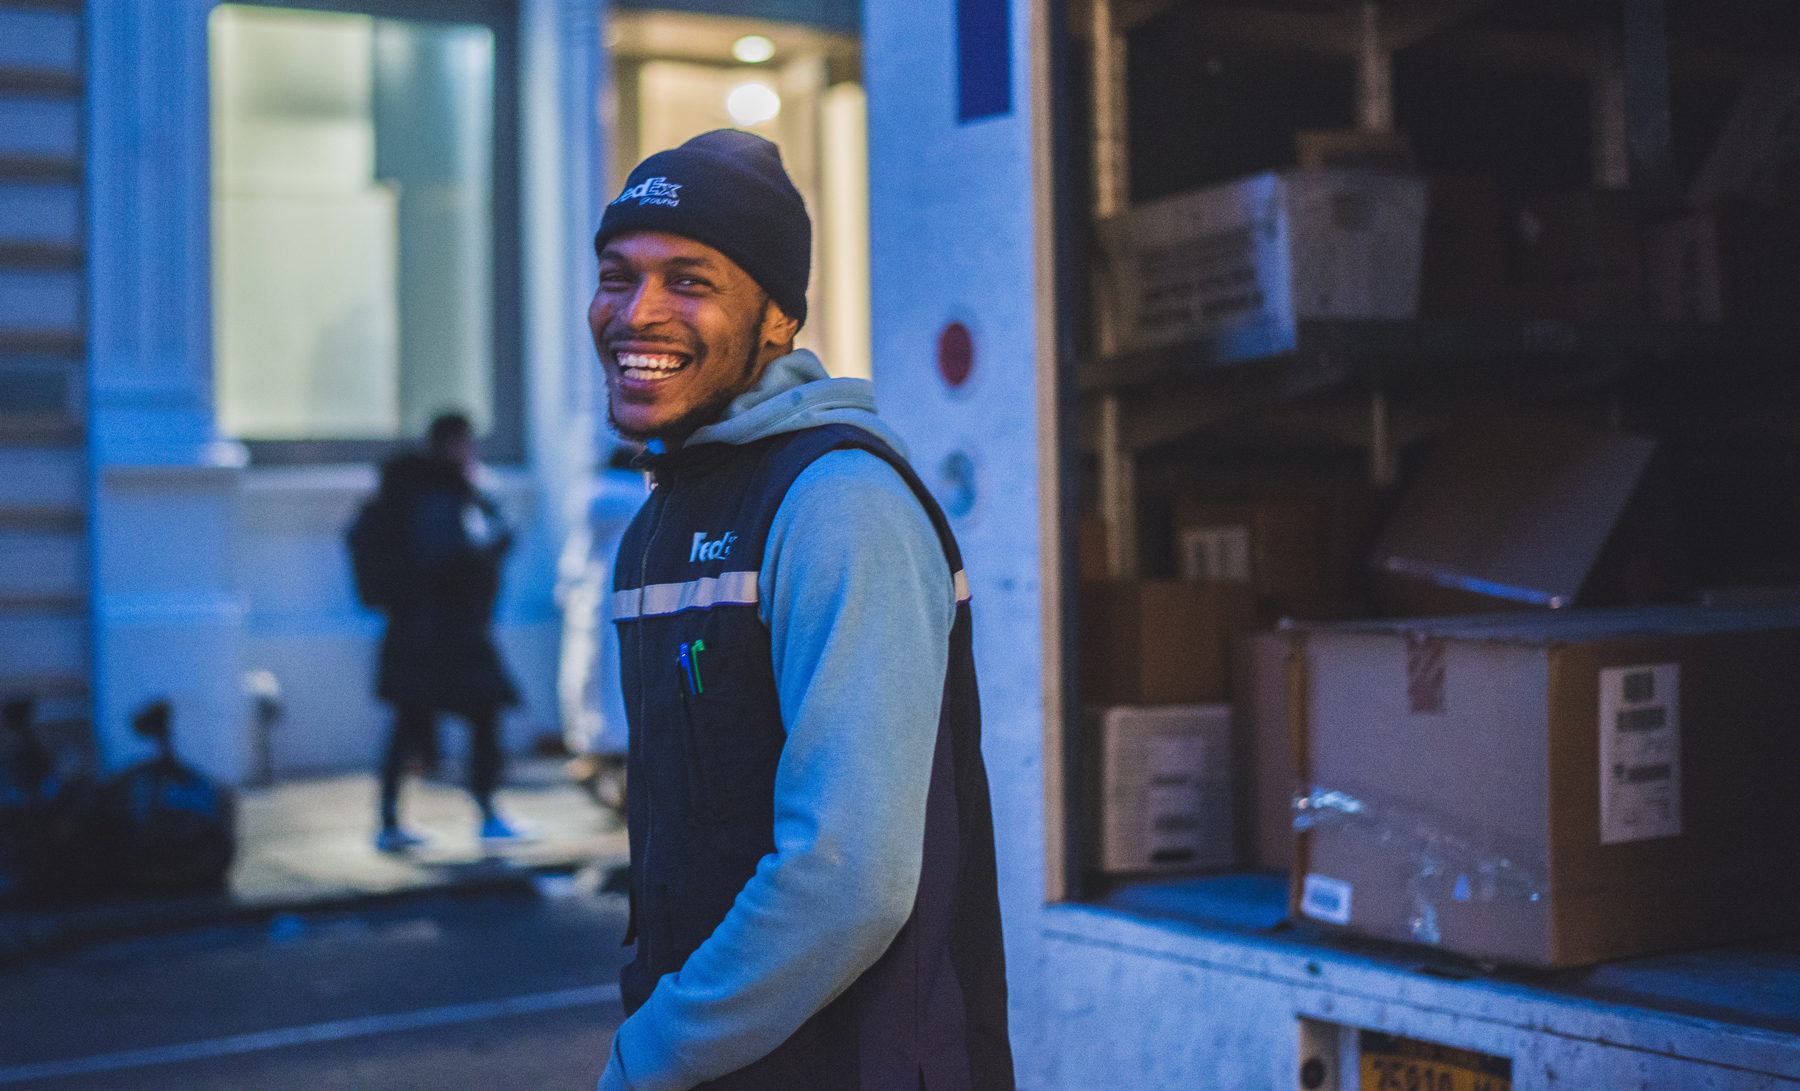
[376, 826, 429, 853]
[479, 814, 539, 844]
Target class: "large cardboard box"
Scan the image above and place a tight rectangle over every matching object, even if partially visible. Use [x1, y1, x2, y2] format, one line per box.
[1078, 581, 1255, 705]
[1291, 605, 1800, 967]
[1372, 418, 1656, 616]
[1091, 705, 1235, 875]
[1230, 630, 1302, 872]
[1175, 482, 1383, 615]
[1096, 169, 1428, 365]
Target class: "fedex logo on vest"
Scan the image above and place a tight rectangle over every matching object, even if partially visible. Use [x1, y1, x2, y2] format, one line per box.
[690, 531, 737, 563]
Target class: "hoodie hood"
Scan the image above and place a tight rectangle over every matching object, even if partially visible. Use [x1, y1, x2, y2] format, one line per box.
[683, 349, 909, 458]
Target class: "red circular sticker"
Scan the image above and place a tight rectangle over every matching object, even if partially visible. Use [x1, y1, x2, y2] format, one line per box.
[937, 322, 973, 389]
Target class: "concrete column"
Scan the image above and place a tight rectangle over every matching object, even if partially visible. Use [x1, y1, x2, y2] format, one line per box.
[86, 0, 248, 780]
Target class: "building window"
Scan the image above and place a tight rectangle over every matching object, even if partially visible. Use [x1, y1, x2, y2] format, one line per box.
[209, 1, 520, 463]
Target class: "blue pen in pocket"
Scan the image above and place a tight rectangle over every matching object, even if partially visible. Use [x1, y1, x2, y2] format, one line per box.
[677, 640, 707, 695]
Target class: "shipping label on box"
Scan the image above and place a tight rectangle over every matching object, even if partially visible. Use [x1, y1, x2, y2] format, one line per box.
[1097, 172, 1294, 362]
[1179, 524, 1252, 582]
[1598, 663, 1682, 844]
[1300, 872, 1353, 924]
[1146, 735, 1209, 864]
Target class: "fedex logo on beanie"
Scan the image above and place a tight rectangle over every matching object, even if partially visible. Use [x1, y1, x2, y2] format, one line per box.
[613, 176, 682, 208]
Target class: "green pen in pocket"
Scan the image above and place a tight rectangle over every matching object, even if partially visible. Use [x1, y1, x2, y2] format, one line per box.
[678, 639, 706, 695]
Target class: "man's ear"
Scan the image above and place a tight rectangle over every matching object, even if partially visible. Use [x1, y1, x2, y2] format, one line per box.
[760, 297, 801, 349]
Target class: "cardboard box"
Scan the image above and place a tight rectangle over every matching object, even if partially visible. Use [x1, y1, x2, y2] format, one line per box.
[1174, 495, 1321, 600]
[1372, 418, 1656, 616]
[1096, 169, 1428, 365]
[1077, 516, 1110, 582]
[1175, 482, 1382, 612]
[1091, 704, 1235, 874]
[1291, 605, 1800, 967]
[1230, 630, 1302, 872]
[1511, 189, 1644, 321]
[1078, 580, 1255, 705]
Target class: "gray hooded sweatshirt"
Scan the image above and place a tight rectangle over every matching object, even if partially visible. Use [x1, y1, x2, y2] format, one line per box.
[600, 350, 957, 1091]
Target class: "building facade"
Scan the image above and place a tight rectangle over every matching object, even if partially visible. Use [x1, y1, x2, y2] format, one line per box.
[0, 0, 605, 783]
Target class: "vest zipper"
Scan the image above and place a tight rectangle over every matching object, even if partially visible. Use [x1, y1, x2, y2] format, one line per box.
[633, 479, 671, 961]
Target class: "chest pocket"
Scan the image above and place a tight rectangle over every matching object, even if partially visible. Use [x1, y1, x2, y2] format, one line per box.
[676, 605, 784, 830]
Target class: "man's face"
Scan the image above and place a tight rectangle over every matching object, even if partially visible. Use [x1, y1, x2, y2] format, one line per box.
[590, 231, 798, 443]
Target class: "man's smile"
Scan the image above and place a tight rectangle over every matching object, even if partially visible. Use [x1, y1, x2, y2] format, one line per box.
[615, 351, 691, 381]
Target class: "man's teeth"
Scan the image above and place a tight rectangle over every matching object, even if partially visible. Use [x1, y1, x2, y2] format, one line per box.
[617, 353, 686, 379]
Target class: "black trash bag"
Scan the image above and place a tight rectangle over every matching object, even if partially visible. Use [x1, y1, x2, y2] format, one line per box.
[100, 701, 236, 896]
[34, 774, 114, 903]
[0, 697, 52, 903]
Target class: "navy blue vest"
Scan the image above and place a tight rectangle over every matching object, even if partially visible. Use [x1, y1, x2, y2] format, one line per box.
[612, 425, 1012, 1091]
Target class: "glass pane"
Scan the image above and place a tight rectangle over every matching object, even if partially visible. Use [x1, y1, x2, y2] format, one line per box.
[210, 4, 494, 441]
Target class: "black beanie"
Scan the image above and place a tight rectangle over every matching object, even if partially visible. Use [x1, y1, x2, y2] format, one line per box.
[595, 129, 811, 324]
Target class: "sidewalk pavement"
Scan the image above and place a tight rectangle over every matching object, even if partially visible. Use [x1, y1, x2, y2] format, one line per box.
[0, 758, 628, 962]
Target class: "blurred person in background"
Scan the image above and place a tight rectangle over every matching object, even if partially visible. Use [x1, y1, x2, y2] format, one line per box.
[362, 412, 530, 852]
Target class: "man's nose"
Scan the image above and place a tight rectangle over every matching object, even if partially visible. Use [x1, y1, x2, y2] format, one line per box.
[620, 281, 672, 328]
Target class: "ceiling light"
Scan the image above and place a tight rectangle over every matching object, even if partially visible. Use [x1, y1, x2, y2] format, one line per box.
[726, 83, 780, 126]
[731, 35, 775, 63]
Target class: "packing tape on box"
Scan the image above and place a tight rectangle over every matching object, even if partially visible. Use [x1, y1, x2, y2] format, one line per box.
[1293, 787, 1546, 945]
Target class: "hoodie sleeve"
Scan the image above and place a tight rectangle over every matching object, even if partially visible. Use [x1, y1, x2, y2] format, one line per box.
[602, 448, 955, 1091]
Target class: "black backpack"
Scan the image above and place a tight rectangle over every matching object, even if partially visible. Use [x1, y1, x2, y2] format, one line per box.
[347, 489, 407, 609]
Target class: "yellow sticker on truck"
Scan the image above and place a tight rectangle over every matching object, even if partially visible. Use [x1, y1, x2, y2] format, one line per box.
[1359, 1030, 1511, 1091]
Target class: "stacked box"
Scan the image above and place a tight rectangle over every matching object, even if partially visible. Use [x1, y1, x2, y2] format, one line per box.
[1175, 481, 1381, 621]
[1291, 605, 1800, 967]
[1096, 169, 1428, 365]
[1092, 705, 1235, 875]
[1078, 580, 1254, 705]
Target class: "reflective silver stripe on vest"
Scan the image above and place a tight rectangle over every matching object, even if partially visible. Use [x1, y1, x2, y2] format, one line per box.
[612, 570, 761, 621]
[615, 568, 967, 619]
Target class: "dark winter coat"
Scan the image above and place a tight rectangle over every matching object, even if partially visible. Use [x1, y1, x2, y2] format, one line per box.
[374, 454, 519, 713]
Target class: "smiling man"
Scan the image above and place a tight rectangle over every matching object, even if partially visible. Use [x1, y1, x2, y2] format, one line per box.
[591, 130, 1013, 1091]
